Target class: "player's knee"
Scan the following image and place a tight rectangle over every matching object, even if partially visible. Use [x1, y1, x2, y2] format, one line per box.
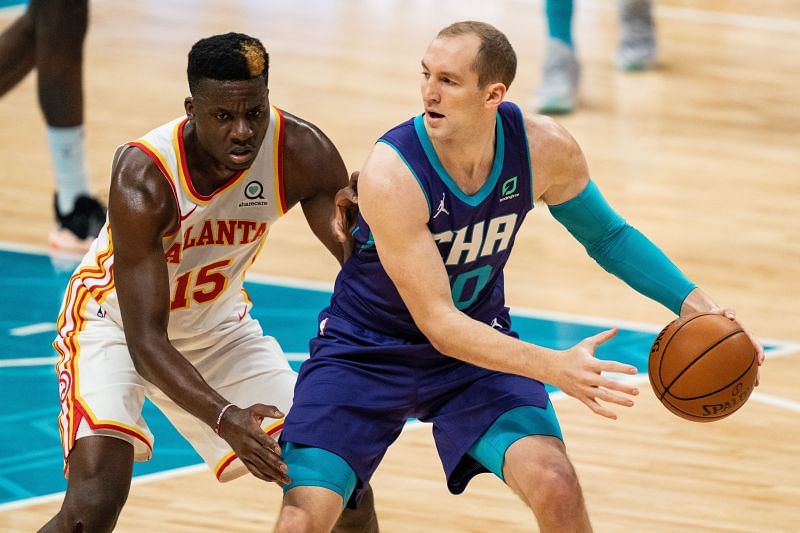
[526, 460, 582, 512]
[58, 480, 129, 532]
[276, 504, 323, 533]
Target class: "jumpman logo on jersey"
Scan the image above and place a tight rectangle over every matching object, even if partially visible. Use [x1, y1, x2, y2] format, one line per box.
[433, 193, 450, 219]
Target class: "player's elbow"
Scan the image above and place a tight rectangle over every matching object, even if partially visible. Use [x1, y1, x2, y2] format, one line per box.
[126, 334, 166, 381]
[416, 313, 460, 356]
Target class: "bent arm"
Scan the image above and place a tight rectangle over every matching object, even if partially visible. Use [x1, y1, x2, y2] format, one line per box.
[109, 147, 230, 428]
[530, 114, 697, 315]
[282, 112, 350, 265]
[359, 143, 559, 383]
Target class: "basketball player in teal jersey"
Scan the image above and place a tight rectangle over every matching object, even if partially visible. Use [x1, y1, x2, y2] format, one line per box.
[40, 33, 377, 533]
[275, 21, 764, 532]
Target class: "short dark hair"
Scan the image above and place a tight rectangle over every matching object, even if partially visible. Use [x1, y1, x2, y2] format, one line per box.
[187, 32, 269, 94]
[437, 21, 516, 88]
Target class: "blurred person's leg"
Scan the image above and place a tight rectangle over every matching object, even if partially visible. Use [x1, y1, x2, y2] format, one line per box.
[617, 0, 657, 71]
[536, 0, 579, 115]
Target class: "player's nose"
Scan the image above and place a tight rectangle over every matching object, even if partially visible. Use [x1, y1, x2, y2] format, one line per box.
[230, 117, 254, 141]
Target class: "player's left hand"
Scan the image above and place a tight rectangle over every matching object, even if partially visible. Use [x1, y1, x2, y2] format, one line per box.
[718, 308, 764, 386]
[333, 171, 359, 261]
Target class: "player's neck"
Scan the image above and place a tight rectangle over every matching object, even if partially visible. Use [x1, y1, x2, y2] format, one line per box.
[430, 119, 496, 194]
[183, 122, 238, 195]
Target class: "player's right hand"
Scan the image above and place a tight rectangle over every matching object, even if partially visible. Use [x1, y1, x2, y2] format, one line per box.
[553, 328, 640, 420]
[333, 170, 360, 261]
[217, 403, 291, 485]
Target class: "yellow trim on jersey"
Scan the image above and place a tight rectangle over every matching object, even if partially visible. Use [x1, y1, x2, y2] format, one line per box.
[270, 106, 288, 214]
[130, 138, 177, 183]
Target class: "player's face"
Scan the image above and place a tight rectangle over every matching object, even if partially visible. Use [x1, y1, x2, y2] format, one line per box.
[186, 77, 270, 172]
[420, 34, 487, 139]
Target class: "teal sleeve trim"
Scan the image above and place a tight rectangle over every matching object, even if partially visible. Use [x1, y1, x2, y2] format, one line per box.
[377, 138, 431, 216]
[509, 102, 535, 210]
[468, 403, 562, 482]
[548, 180, 696, 314]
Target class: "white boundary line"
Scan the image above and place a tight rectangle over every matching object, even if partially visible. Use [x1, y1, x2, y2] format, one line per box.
[10, 323, 56, 336]
[0, 464, 207, 513]
[0, 357, 56, 368]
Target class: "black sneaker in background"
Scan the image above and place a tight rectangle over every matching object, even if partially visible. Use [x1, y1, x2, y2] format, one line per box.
[49, 194, 107, 253]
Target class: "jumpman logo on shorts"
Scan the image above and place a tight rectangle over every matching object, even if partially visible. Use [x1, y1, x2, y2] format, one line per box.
[433, 192, 450, 219]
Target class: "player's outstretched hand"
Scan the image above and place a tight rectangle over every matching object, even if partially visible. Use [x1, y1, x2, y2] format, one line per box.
[217, 404, 290, 485]
[333, 171, 360, 260]
[553, 328, 639, 420]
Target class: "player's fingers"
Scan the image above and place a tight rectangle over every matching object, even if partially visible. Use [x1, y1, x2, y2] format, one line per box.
[719, 307, 736, 320]
[584, 328, 618, 347]
[243, 455, 290, 485]
[595, 387, 635, 407]
[246, 444, 289, 482]
[595, 359, 638, 376]
[582, 397, 617, 420]
[596, 376, 640, 396]
[332, 216, 347, 243]
[251, 430, 282, 455]
[745, 330, 765, 365]
[349, 170, 360, 189]
[250, 404, 285, 420]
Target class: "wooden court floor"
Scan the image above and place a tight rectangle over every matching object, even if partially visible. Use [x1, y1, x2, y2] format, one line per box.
[1, 0, 798, 531]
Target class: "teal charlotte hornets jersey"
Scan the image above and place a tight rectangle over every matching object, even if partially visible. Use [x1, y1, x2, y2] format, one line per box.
[330, 101, 534, 340]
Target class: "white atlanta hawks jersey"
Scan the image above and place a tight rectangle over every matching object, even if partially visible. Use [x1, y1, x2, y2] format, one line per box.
[63, 106, 289, 340]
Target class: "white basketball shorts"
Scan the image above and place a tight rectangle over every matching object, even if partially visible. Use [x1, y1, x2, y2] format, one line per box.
[54, 280, 296, 482]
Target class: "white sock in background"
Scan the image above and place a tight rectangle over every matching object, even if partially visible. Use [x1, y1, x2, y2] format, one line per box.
[46, 125, 91, 214]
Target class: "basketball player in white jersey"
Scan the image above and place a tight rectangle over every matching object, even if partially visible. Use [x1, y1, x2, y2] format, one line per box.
[41, 33, 377, 533]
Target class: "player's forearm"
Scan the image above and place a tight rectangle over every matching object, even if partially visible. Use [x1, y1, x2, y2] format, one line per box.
[548, 180, 696, 314]
[128, 335, 230, 428]
[424, 312, 558, 383]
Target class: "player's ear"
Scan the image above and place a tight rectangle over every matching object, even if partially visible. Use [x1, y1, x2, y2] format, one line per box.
[184, 97, 195, 121]
[485, 82, 506, 107]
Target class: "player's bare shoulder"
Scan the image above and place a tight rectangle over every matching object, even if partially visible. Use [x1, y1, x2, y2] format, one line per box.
[523, 112, 581, 161]
[279, 109, 348, 208]
[109, 144, 178, 231]
[360, 141, 429, 225]
[521, 111, 588, 203]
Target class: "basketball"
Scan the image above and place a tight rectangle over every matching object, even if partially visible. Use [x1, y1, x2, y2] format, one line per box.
[648, 313, 757, 422]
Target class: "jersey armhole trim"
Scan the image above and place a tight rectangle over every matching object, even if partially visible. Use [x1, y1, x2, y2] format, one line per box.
[509, 102, 534, 211]
[376, 138, 432, 218]
[126, 141, 182, 237]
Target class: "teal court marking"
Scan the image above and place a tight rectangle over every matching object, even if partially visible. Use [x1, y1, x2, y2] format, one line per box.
[0, 243, 796, 508]
[0, 0, 26, 11]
